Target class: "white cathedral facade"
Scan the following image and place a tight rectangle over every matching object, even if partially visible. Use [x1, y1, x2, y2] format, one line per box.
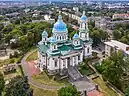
[37, 12, 93, 74]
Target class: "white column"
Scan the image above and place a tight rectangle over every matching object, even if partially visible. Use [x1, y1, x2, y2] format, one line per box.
[73, 56, 76, 66]
[60, 59, 63, 69]
[76, 56, 78, 65]
[87, 33, 89, 41]
[80, 51, 83, 62]
[65, 59, 68, 68]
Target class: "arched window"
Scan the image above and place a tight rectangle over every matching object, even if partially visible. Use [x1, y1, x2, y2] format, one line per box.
[87, 47, 90, 54]
[60, 36, 61, 40]
[76, 41, 78, 44]
[78, 55, 80, 60]
[82, 23, 85, 28]
[86, 23, 87, 29]
[55, 60, 57, 67]
[57, 36, 58, 40]
[65, 35, 66, 39]
[54, 45, 56, 49]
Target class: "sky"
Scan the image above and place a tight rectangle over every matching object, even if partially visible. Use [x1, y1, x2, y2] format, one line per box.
[0, 0, 128, 1]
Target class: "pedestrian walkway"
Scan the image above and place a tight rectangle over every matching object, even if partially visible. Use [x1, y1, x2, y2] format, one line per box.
[68, 66, 83, 81]
[21, 49, 62, 90]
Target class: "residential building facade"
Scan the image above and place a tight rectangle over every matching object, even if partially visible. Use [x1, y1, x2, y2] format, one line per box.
[104, 40, 129, 56]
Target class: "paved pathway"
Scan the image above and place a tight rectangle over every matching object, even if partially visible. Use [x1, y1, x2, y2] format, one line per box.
[21, 49, 62, 90]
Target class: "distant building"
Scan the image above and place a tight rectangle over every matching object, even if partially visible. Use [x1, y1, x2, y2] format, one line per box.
[5, 12, 20, 18]
[93, 16, 129, 30]
[90, 16, 111, 30]
[62, 11, 80, 22]
[95, 18, 107, 30]
[113, 13, 129, 20]
[32, 10, 41, 17]
[24, 9, 30, 13]
[73, 7, 79, 14]
[104, 40, 129, 56]
[44, 15, 55, 24]
[2, 21, 10, 26]
[3, 64, 16, 73]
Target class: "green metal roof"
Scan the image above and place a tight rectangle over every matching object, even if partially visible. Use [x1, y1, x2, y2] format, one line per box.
[38, 44, 48, 53]
[38, 39, 93, 57]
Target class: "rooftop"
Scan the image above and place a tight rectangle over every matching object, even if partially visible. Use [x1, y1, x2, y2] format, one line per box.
[104, 40, 129, 55]
[38, 39, 93, 57]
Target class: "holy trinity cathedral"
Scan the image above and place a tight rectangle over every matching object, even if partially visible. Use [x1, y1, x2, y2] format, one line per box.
[37, 11, 93, 74]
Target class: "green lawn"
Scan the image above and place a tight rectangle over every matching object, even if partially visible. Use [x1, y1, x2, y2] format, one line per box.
[32, 71, 69, 87]
[26, 50, 38, 61]
[93, 77, 119, 96]
[78, 62, 95, 76]
[31, 85, 58, 96]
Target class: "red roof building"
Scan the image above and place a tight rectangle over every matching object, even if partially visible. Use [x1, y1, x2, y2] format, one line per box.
[113, 13, 129, 20]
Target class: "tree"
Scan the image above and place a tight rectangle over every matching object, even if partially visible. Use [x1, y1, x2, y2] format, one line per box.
[89, 27, 108, 46]
[5, 76, 33, 96]
[112, 30, 121, 40]
[0, 23, 4, 31]
[27, 32, 34, 46]
[58, 86, 80, 96]
[0, 72, 4, 96]
[125, 85, 129, 96]
[120, 36, 128, 44]
[99, 51, 129, 91]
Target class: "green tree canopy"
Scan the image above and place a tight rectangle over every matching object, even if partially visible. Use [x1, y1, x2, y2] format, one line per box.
[125, 85, 129, 96]
[58, 86, 80, 96]
[5, 76, 33, 96]
[99, 51, 129, 91]
[0, 72, 5, 96]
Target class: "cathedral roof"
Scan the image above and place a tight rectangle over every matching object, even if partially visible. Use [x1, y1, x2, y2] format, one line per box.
[81, 11, 87, 21]
[38, 39, 93, 56]
[52, 15, 67, 32]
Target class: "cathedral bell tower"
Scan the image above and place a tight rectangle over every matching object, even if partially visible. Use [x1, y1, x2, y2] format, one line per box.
[79, 11, 89, 41]
[42, 30, 48, 45]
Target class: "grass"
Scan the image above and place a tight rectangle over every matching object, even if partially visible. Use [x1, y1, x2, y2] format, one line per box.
[17, 65, 24, 76]
[78, 62, 95, 76]
[32, 71, 69, 87]
[0, 57, 22, 67]
[93, 76, 119, 96]
[27, 50, 38, 61]
[30, 85, 58, 96]
[2, 66, 22, 82]
[0, 59, 14, 67]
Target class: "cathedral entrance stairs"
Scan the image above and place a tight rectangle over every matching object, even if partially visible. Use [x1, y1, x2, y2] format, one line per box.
[68, 66, 83, 81]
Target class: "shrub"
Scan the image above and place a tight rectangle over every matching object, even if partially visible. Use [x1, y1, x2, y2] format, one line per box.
[9, 58, 15, 64]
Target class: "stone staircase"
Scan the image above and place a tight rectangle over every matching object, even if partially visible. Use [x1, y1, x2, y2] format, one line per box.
[68, 66, 83, 81]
